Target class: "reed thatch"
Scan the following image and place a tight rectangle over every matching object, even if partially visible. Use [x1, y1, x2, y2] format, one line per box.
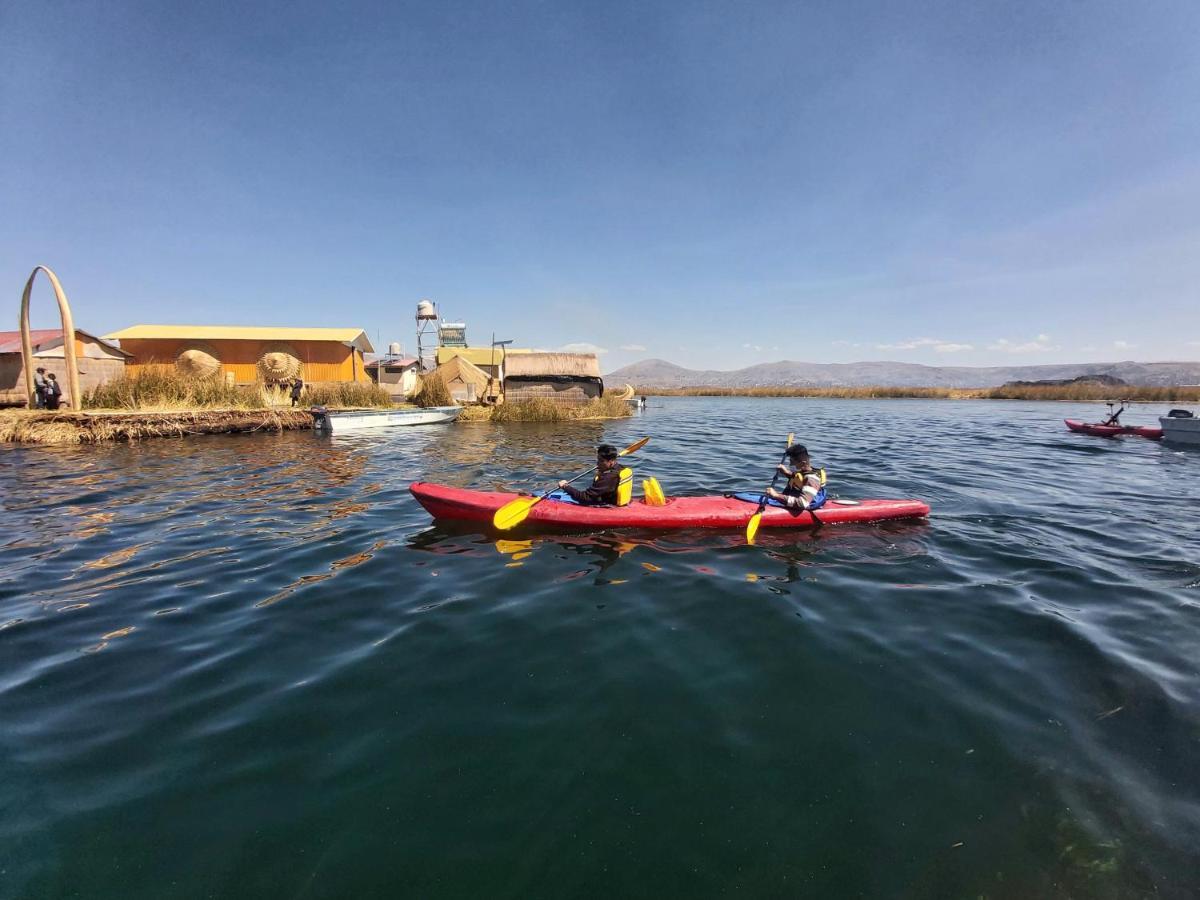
[175, 344, 221, 378]
[435, 355, 491, 402]
[504, 352, 601, 379]
[0, 409, 313, 444]
[257, 344, 302, 381]
[610, 383, 635, 401]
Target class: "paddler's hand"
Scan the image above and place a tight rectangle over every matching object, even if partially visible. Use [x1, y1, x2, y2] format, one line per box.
[776, 464, 792, 477]
[557, 480, 568, 488]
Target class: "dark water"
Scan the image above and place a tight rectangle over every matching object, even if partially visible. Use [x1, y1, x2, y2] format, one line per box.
[2, 398, 1198, 899]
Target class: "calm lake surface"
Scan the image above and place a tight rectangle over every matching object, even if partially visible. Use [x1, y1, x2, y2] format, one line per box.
[2, 398, 1198, 899]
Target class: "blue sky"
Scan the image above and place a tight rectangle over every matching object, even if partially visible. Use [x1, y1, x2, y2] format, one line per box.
[3, 0, 1198, 372]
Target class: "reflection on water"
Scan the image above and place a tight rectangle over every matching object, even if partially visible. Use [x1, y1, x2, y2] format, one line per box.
[1, 399, 1198, 898]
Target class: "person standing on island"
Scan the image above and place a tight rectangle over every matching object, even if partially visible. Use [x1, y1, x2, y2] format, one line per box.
[290, 377, 304, 407]
[558, 443, 621, 506]
[44, 373, 63, 410]
[32, 367, 48, 409]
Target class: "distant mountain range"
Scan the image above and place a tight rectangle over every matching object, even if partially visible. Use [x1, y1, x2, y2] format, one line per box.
[605, 358, 1200, 389]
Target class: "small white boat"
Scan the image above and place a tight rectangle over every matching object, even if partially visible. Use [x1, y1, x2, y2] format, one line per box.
[310, 405, 461, 433]
[1159, 409, 1200, 444]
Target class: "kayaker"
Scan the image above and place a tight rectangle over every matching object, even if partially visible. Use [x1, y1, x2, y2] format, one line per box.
[766, 444, 826, 511]
[1101, 402, 1125, 426]
[558, 443, 622, 505]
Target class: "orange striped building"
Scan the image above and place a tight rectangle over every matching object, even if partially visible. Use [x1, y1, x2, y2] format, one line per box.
[104, 325, 375, 384]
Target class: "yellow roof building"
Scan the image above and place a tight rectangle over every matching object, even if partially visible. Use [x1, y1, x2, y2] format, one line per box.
[105, 324, 375, 384]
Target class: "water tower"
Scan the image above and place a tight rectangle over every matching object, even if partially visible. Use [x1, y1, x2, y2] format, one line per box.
[416, 299, 438, 371]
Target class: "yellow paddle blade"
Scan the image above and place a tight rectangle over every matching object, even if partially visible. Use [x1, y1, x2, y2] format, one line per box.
[493, 497, 538, 531]
[787, 432, 794, 448]
[620, 436, 650, 456]
[746, 512, 763, 545]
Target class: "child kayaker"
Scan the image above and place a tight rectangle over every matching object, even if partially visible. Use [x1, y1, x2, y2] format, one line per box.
[558, 443, 621, 505]
[766, 444, 826, 511]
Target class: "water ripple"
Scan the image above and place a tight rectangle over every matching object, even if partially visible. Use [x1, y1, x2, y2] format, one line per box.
[1, 398, 1198, 898]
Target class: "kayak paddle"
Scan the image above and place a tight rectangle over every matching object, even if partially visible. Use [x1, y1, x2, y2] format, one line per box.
[746, 433, 793, 545]
[492, 436, 650, 531]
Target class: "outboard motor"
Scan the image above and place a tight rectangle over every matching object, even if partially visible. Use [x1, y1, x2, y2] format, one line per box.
[310, 405, 331, 431]
[1166, 409, 1195, 418]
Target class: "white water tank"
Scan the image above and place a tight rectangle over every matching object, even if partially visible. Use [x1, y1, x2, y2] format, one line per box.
[388, 342, 402, 356]
[417, 300, 436, 319]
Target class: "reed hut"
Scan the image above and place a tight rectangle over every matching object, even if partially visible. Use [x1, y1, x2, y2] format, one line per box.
[503, 352, 603, 405]
[105, 325, 374, 385]
[0, 329, 129, 407]
[434, 354, 492, 404]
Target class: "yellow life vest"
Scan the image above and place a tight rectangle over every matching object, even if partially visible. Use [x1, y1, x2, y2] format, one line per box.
[642, 477, 667, 506]
[787, 466, 827, 492]
[616, 467, 634, 506]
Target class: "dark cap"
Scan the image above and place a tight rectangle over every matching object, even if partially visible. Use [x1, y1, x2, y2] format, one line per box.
[785, 444, 809, 460]
[597, 443, 619, 460]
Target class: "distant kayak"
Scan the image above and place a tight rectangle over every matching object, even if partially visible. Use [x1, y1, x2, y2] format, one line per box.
[1064, 419, 1163, 440]
[410, 482, 930, 530]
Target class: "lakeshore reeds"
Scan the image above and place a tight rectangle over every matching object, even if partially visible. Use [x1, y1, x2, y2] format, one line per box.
[303, 382, 393, 408]
[0, 409, 313, 444]
[459, 395, 633, 423]
[84, 366, 260, 409]
[83, 367, 394, 411]
[639, 384, 1200, 402]
[413, 372, 453, 408]
[979, 384, 1200, 402]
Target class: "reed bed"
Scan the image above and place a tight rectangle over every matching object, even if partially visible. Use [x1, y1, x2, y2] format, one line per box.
[979, 384, 1200, 402]
[458, 395, 633, 423]
[642, 385, 968, 398]
[413, 372, 453, 408]
[84, 367, 261, 409]
[0, 409, 313, 445]
[304, 382, 393, 408]
[639, 384, 1200, 401]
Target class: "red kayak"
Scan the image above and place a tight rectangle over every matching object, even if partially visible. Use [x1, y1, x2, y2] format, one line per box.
[1064, 419, 1163, 439]
[410, 482, 930, 531]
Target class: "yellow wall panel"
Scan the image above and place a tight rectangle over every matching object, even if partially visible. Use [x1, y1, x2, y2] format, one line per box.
[120, 339, 369, 383]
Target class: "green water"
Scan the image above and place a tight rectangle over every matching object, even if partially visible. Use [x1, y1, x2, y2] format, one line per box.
[2, 398, 1197, 898]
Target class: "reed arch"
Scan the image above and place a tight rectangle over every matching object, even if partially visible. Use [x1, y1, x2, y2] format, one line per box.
[20, 265, 82, 410]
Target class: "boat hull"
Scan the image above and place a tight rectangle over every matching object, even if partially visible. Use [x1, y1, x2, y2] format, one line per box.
[410, 482, 930, 530]
[1159, 415, 1200, 445]
[312, 406, 461, 432]
[1064, 419, 1162, 439]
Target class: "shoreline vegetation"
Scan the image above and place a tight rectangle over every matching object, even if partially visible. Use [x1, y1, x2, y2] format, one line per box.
[640, 385, 1200, 402]
[2, 369, 634, 444]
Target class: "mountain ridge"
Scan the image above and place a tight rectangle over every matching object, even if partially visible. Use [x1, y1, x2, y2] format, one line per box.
[605, 358, 1200, 389]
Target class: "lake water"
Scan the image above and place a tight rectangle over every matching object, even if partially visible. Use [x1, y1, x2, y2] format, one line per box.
[2, 398, 1198, 898]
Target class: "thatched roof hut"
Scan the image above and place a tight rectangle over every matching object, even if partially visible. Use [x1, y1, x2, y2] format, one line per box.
[503, 352, 603, 405]
[435, 354, 493, 404]
[504, 353, 601, 379]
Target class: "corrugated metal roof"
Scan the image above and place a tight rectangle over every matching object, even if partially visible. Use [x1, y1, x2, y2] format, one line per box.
[366, 356, 419, 368]
[104, 325, 374, 353]
[0, 329, 130, 356]
[0, 329, 61, 354]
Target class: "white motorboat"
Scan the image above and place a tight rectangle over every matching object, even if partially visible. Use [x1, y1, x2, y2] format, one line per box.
[310, 405, 461, 433]
[1159, 409, 1200, 445]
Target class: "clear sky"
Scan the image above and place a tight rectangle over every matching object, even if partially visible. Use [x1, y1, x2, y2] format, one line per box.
[3, 0, 1199, 371]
